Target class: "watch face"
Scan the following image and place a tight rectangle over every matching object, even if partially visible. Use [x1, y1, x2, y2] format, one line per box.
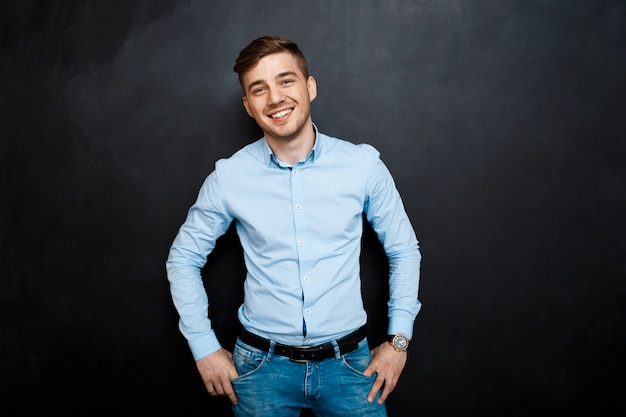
[394, 335, 408, 350]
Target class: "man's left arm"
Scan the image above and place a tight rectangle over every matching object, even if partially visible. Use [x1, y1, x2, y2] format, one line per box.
[362, 150, 422, 404]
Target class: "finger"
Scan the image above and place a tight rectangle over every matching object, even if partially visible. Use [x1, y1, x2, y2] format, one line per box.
[367, 374, 385, 403]
[377, 388, 389, 404]
[205, 382, 218, 396]
[377, 374, 399, 404]
[225, 363, 240, 404]
[207, 380, 239, 405]
[362, 364, 374, 378]
[223, 383, 239, 405]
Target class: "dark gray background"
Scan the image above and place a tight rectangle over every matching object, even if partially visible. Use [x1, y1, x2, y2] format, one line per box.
[1, 1, 625, 416]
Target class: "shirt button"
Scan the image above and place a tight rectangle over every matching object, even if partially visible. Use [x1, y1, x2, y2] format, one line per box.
[299, 241, 304, 246]
[296, 204, 302, 210]
[293, 169, 298, 174]
[305, 308, 311, 313]
[303, 276, 309, 281]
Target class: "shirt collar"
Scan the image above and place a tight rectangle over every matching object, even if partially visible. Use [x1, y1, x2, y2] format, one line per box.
[263, 122, 320, 168]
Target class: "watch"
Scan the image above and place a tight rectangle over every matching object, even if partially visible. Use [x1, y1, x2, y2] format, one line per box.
[388, 334, 410, 352]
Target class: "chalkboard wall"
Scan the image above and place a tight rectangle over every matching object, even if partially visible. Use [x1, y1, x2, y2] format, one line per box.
[1, 1, 625, 416]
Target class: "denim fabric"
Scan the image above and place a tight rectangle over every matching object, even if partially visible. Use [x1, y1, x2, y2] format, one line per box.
[231, 337, 388, 417]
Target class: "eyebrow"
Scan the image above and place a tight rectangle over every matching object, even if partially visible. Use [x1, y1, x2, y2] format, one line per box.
[246, 71, 299, 93]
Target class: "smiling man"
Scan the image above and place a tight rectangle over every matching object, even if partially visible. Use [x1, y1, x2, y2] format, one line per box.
[166, 35, 422, 417]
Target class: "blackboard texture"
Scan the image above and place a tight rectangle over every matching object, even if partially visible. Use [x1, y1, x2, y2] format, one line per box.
[1, 1, 625, 416]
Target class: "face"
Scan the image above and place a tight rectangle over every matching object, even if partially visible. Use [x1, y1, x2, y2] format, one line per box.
[241, 51, 317, 143]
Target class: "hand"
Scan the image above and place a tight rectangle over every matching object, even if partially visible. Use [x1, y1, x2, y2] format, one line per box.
[362, 341, 408, 404]
[196, 348, 239, 404]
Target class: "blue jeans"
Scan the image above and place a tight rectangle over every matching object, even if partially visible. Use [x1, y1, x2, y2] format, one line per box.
[231, 336, 388, 417]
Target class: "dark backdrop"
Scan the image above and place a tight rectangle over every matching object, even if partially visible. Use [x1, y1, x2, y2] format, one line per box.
[1, 1, 625, 416]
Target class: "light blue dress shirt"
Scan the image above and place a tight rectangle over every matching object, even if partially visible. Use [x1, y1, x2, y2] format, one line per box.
[166, 124, 421, 361]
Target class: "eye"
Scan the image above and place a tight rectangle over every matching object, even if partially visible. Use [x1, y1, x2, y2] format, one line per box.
[253, 86, 266, 95]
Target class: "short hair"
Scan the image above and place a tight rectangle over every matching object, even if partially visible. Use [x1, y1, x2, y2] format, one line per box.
[234, 35, 309, 90]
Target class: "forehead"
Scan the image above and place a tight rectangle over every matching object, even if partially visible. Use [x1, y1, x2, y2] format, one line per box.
[242, 51, 304, 84]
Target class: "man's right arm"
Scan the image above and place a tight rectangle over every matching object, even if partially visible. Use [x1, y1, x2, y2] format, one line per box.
[166, 172, 234, 358]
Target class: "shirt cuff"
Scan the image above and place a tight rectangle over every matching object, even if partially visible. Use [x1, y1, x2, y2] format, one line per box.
[189, 330, 222, 361]
[387, 316, 415, 339]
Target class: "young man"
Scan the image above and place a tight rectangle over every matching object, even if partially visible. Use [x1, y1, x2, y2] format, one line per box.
[166, 35, 422, 417]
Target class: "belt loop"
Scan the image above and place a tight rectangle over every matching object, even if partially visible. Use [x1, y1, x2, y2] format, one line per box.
[267, 340, 276, 360]
[330, 339, 342, 360]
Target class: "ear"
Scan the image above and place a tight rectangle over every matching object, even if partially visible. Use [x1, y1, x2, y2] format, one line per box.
[307, 76, 317, 102]
[242, 96, 254, 118]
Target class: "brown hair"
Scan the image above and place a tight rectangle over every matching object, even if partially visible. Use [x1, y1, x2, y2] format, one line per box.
[234, 35, 309, 89]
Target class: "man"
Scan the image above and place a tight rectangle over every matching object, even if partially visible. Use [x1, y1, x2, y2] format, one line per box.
[166, 35, 422, 417]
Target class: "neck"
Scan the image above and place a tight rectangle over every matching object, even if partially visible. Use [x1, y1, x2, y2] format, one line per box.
[266, 123, 315, 165]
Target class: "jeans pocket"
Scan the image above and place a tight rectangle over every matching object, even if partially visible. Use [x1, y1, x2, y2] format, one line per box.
[341, 338, 373, 379]
[232, 339, 267, 380]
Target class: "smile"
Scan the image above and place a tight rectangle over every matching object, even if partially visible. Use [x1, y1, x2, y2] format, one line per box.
[271, 109, 292, 119]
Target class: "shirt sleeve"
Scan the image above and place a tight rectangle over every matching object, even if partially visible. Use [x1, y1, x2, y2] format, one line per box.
[362, 145, 422, 339]
[165, 169, 234, 360]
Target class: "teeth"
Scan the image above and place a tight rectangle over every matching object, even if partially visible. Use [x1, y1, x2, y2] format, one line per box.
[271, 109, 291, 118]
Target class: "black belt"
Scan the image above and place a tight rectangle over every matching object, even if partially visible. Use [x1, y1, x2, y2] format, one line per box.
[239, 326, 367, 362]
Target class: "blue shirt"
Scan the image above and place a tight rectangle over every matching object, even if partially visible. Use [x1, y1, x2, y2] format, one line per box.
[166, 125, 422, 360]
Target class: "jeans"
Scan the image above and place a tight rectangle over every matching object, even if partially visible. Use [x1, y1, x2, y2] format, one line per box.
[231, 336, 388, 417]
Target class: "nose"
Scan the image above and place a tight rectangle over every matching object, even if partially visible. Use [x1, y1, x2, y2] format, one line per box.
[267, 86, 285, 105]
